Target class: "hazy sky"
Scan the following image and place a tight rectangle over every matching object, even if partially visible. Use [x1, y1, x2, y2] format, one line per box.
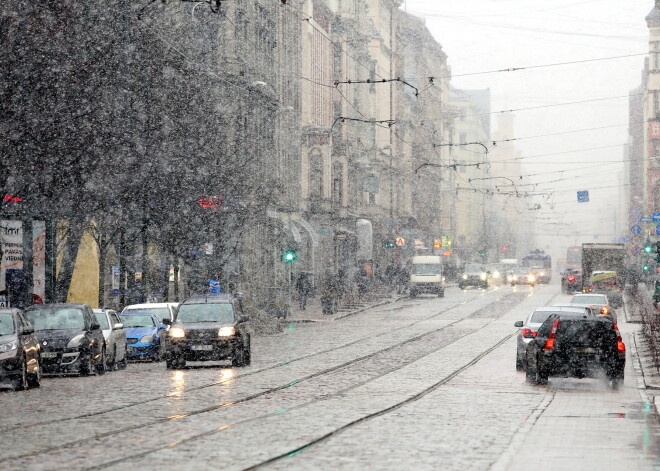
[402, 0, 652, 259]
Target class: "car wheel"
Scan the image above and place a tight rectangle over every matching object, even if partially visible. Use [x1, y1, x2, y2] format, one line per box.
[438, 289, 445, 298]
[410, 289, 417, 298]
[166, 356, 185, 369]
[243, 336, 251, 366]
[535, 367, 548, 385]
[516, 357, 525, 371]
[117, 353, 127, 370]
[232, 346, 246, 367]
[27, 358, 42, 389]
[13, 356, 28, 391]
[108, 346, 117, 371]
[95, 346, 107, 375]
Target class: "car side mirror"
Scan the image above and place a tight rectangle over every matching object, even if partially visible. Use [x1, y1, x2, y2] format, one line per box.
[113, 323, 124, 329]
[162, 318, 172, 326]
[21, 326, 34, 335]
[158, 324, 167, 330]
[514, 321, 524, 328]
[238, 315, 249, 324]
[90, 322, 101, 331]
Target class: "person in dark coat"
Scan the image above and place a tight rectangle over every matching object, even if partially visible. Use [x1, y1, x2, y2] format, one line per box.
[296, 273, 312, 310]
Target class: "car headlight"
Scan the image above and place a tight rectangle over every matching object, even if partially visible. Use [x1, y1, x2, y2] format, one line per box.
[169, 327, 185, 338]
[462, 274, 467, 280]
[528, 275, 536, 281]
[218, 327, 235, 337]
[67, 334, 85, 348]
[479, 273, 487, 280]
[540, 271, 545, 276]
[140, 334, 155, 343]
[493, 271, 500, 278]
[0, 340, 18, 354]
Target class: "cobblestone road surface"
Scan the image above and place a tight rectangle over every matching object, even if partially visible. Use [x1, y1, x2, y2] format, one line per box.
[1, 284, 658, 470]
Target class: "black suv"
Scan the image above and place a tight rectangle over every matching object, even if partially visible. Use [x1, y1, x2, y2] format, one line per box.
[24, 303, 106, 375]
[164, 294, 250, 369]
[524, 312, 625, 388]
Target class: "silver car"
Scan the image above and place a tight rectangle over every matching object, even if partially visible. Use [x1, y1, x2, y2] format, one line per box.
[93, 309, 127, 370]
[569, 293, 616, 322]
[514, 306, 589, 371]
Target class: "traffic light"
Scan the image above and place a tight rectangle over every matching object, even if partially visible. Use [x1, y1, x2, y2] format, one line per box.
[282, 240, 299, 262]
[478, 249, 486, 257]
[643, 264, 650, 271]
[283, 250, 296, 262]
[383, 239, 396, 248]
[501, 245, 508, 252]
[645, 241, 653, 254]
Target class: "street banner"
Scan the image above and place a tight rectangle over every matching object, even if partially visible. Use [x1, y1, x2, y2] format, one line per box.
[0, 220, 23, 293]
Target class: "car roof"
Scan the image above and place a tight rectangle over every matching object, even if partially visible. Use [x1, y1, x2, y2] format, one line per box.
[536, 306, 586, 313]
[123, 303, 178, 309]
[547, 312, 610, 322]
[118, 311, 158, 317]
[25, 303, 88, 310]
[182, 294, 234, 305]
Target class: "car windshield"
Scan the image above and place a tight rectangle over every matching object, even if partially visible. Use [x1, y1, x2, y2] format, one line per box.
[0, 313, 15, 336]
[119, 315, 156, 328]
[530, 310, 558, 324]
[464, 264, 483, 273]
[571, 295, 607, 305]
[413, 264, 440, 275]
[177, 303, 235, 323]
[94, 312, 110, 330]
[124, 307, 170, 319]
[25, 308, 85, 331]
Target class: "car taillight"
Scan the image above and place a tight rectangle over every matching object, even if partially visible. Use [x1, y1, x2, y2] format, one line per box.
[601, 306, 609, 315]
[544, 319, 560, 351]
[522, 328, 537, 339]
[568, 276, 576, 282]
[613, 322, 625, 352]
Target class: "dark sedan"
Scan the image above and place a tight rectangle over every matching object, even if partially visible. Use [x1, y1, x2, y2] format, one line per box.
[0, 309, 41, 390]
[164, 294, 250, 369]
[525, 312, 625, 388]
[24, 304, 106, 376]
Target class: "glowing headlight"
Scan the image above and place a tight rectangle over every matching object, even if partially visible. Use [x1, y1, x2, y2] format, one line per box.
[169, 327, 185, 338]
[540, 271, 545, 276]
[493, 271, 501, 278]
[462, 274, 468, 280]
[218, 327, 235, 337]
[67, 334, 85, 348]
[140, 334, 154, 343]
[0, 340, 18, 354]
[528, 275, 536, 282]
[479, 273, 487, 280]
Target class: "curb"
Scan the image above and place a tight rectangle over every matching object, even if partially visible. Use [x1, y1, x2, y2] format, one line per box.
[285, 294, 408, 324]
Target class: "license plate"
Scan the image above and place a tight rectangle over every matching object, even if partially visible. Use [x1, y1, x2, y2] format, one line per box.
[42, 352, 58, 358]
[576, 347, 598, 354]
[191, 345, 213, 351]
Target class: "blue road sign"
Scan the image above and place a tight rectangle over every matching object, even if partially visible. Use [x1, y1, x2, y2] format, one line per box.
[631, 224, 642, 235]
[577, 190, 589, 203]
[641, 217, 653, 223]
[656, 224, 660, 236]
[653, 212, 660, 222]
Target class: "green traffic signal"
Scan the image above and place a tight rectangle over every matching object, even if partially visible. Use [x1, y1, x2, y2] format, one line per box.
[283, 251, 296, 262]
[645, 242, 653, 254]
[643, 264, 650, 271]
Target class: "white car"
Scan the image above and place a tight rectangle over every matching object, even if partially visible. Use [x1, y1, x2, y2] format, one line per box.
[93, 309, 127, 370]
[121, 302, 179, 323]
[569, 293, 616, 322]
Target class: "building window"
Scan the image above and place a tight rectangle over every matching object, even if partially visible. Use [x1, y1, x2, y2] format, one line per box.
[363, 175, 379, 206]
[332, 163, 343, 205]
[654, 42, 660, 70]
[654, 91, 660, 118]
[309, 150, 322, 198]
[459, 133, 467, 145]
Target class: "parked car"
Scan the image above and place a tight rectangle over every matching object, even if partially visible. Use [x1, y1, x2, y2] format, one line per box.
[164, 294, 250, 369]
[121, 303, 178, 323]
[524, 312, 625, 388]
[24, 304, 106, 376]
[569, 293, 616, 322]
[0, 308, 42, 390]
[458, 264, 489, 289]
[93, 309, 127, 370]
[511, 267, 536, 286]
[514, 306, 593, 371]
[118, 312, 166, 361]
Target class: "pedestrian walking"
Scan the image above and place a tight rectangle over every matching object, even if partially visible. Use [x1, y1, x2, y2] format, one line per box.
[296, 273, 312, 310]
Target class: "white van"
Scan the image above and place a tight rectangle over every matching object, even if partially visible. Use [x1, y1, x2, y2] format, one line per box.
[410, 255, 445, 297]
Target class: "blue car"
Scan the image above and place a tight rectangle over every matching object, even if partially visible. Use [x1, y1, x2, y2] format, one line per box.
[118, 312, 166, 361]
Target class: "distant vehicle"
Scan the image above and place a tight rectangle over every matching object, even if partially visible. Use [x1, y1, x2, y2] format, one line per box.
[561, 268, 582, 294]
[566, 246, 582, 270]
[514, 306, 590, 371]
[93, 309, 127, 370]
[569, 293, 616, 322]
[118, 312, 166, 362]
[587, 271, 623, 308]
[458, 264, 489, 289]
[121, 303, 179, 323]
[486, 263, 506, 286]
[164, 293, 250, 369]
[409, 255, 445, 297]
[581, 243, 625, 294]
[524, 312, 625, 388]
[522, 250, 551, 283]
[24, 303, 106, 376]
[511, 267, 536, 287]
[0, 308, 42, 390]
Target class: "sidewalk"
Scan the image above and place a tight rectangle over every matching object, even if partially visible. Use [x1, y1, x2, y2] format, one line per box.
[287, 289, 405, 323]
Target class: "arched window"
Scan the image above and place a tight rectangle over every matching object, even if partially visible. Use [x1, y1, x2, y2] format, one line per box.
[309, 149, 322, 198]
